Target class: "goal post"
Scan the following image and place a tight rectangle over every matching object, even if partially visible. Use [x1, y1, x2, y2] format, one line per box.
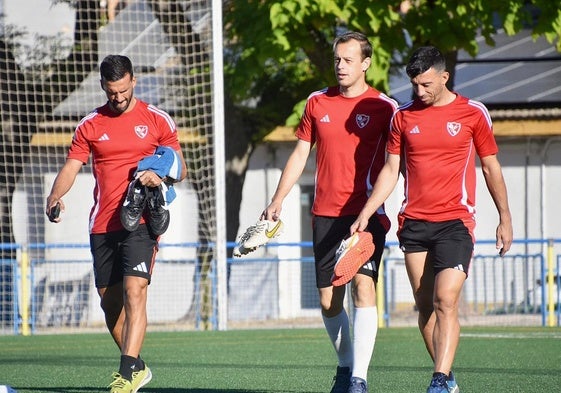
[0, 0, 225, 333]
[210, 0, 227, 331]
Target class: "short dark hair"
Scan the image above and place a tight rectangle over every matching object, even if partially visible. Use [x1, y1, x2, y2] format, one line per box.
[406, 46, 446, 78]
[333, 31, 372, 60]
[100, 55, 134, 82]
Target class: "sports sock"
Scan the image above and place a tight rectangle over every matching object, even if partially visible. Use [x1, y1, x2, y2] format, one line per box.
[352, 306, 378, 380]
[119, 354, 137, 381]
[135, 355, 145, 370]
[322, 309, 353, 368]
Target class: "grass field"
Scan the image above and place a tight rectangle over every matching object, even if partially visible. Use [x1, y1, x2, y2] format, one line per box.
[1, 326, 560, 392]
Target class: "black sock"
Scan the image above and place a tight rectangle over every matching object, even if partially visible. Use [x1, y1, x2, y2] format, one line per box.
[135, 355, 145, 370]
[432, 372, 447, 380]
[119, 355, 137, 381]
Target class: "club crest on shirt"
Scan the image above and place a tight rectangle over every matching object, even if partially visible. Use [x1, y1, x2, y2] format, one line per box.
[356, 114, 370, 129]
[135, 125, 149, 139]
[447, 122, 461, 136]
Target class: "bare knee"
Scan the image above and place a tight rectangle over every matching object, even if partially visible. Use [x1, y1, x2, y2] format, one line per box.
[414, 291, 434, 322]
[351, 277, 376, 307]
[433, 294, 458, 317]
[123, 277, 149, 309]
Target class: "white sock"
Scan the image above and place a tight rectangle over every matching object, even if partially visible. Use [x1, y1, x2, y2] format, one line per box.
[352, 306, 378, 380]
[322, 309, 353, 368]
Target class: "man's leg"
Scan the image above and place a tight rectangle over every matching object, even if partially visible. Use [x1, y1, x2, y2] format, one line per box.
[320, 285, 352, 364]
[115, 275, 149, 381]
[98, 284, 125, 350]
[350, 273, 377, 382]
[320, 285, 353, 392]
[404, 251, 436, 361]
[122, 275, 149, 357]
[432, 268, 465, 374]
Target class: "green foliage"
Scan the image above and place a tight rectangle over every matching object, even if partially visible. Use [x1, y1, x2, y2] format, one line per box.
[402, 1, 488, 56]
[224, 0, 561, 130]
[527, 1, 561, 50]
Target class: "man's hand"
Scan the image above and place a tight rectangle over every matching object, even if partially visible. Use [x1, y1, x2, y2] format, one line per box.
[261, 201, 282, 222]
[137, 170, 164, 188]
[46, 199, 64, 223]
[496, 219, 513, 257]
[350, 212, 371, 236]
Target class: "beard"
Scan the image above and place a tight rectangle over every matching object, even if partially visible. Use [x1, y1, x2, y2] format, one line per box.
[109, 98, 130, 114]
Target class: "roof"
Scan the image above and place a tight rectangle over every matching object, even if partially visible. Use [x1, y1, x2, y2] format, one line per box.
[264, 116, 561, 143]
[389, 29, 561, 109]
[52, 0, 184, 119]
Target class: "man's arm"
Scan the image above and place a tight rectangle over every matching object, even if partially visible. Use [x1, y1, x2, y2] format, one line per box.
[351, 153, 401, 233]
[480, 154, 513, 256]
[261, 139, 312, 221]
[45, 158, 83, 222]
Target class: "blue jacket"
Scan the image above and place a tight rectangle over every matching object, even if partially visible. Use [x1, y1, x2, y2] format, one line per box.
[137, 146, 182, 204]
[137, 146, 182, 180]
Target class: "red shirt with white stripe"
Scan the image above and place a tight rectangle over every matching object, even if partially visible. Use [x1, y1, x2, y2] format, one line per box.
[296, 86, 397, 219]
[387, 94, 498, 223]
[68, 99, 181, 234]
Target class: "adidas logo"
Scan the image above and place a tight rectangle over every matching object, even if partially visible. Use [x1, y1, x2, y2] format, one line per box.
[320, 114, 330, 123]
[454, 264, 464, 272]
[98, 133, 110, 141]
[133, 262, 148, 273]
[362, 262, 375, 271]
[409, 126, 420, 134]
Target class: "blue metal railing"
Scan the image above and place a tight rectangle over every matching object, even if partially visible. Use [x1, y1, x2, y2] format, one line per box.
[1, 239, 560, 334]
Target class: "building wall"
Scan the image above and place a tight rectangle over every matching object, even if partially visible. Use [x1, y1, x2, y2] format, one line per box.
[240, 137, 561, 260]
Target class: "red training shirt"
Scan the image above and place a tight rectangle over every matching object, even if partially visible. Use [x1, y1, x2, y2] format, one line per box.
[68, 99, 181, 234]
[297, 86, 397, 220]
[388, 94, 498, 223]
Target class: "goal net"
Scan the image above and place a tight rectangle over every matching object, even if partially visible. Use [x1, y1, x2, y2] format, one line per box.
[0, 0, 226, 334]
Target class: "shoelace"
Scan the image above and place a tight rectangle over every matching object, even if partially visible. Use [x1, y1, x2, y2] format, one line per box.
[239, 222, 266, 242]
[148, 188, 166, 215]
[127, 187, 146, 212]
[335, 237, 350, 259]
[109, 373, 129, 388]
[131, 369, 144, 381]
[349, 379, 367, 392]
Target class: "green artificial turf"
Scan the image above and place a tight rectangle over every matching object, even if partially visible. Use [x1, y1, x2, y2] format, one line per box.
[0, 326, 559, 392]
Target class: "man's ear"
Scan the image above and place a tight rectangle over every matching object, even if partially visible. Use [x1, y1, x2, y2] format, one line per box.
[441, 70, 450, 85]
[362, 57, 371, 72]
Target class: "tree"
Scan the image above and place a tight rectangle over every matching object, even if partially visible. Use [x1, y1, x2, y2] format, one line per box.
[224, 0, 561, 116]
[0, 36, 35, 261]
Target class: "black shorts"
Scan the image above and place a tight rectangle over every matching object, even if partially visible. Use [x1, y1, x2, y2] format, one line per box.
[90, 224, 159, 288]
[313, 215, 387, 288]
[398, 218, 474, 275]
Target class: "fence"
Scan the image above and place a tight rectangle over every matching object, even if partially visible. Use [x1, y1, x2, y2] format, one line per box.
[0, 239, 560, 335]
[0, 0, 227, 331]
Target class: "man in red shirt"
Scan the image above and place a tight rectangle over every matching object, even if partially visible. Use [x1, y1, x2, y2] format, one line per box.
[351, 46, 513, 393]
[46, 55, 187, 393]
[262, 32, 397, 393]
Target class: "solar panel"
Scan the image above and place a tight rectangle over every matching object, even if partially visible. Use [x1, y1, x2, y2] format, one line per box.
[389, 30, 561, 107]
